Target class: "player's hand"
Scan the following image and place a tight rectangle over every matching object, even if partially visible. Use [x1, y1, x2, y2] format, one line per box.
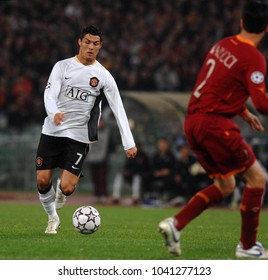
[241, 111, 264, 132]
[54, 113, 65, 126]
[125, 146, 137, 159]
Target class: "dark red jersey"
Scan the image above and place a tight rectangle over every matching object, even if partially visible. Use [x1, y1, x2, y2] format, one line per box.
[187, 35, 268, 117]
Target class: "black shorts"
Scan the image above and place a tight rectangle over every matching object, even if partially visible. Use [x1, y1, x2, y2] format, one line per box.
[36, 134, 89, 176]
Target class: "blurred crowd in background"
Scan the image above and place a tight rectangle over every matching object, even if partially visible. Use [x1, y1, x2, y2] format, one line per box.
[2, 0, 268, 130]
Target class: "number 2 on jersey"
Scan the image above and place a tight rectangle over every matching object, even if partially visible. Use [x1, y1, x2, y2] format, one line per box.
[193, 58, 216, 98]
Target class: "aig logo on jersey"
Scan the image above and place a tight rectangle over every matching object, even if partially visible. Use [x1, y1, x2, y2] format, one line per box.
[251, 71, 264, 84]
[89, 77, 99, 87]
[65, 86, 93, 102]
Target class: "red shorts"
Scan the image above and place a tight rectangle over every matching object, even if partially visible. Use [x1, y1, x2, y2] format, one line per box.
[184, 114, 255, 178]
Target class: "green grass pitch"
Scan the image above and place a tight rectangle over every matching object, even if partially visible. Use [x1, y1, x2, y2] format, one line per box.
[0, 203, 267, 260]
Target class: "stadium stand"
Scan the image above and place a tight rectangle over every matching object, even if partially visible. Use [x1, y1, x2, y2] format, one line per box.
[0, 0, 256, 129]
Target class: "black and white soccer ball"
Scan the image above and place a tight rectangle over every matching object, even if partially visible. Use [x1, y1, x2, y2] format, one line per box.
[72, 206, 101, 234]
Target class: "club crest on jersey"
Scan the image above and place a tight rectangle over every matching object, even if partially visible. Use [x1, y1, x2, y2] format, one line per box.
[251, 71, 264, 84]
[89, 77, 99, 87]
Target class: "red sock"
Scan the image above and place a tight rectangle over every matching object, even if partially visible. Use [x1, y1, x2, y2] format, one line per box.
[240, 187, 264, 249]
[174, 185, 223, 230]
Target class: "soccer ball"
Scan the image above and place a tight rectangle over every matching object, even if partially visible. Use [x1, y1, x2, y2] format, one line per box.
[72, 206, 101, 234]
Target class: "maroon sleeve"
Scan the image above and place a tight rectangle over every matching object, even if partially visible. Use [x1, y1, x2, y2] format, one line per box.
[246, 53, 268, 115]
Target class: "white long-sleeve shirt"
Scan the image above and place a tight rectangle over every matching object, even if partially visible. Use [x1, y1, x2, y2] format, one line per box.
[42, 56, 135, 150]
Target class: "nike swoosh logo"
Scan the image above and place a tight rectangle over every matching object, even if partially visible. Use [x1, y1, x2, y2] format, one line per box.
[65, 77, 71, 80]
[72, 165, 79, 170]
[168, 223, 179, 243]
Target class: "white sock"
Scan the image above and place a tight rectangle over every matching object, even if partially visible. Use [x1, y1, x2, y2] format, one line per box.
[38, 186, 59, 220]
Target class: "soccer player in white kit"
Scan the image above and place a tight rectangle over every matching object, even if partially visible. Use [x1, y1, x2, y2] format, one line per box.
[36, 25, 137, 234]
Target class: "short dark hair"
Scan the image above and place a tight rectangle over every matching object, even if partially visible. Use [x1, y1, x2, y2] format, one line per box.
[242, 1, 268, 33]
[80, 25, 103, 42]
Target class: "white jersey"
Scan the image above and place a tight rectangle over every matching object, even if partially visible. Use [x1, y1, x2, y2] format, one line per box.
[42, 56, 135, 150]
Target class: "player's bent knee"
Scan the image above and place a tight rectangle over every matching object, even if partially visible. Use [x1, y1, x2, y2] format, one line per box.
[221, 184, 235, 197]
[215, 176, 236, 197]
[243, 162, 267, 189]
[37, 174, 51, 190]
[257, 172, 266, 188]
[62, 188, 75, 196]
[248, 171, 266, 189]
[60, 182, 76, 196]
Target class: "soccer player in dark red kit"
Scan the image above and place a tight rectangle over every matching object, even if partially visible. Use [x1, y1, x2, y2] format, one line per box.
[159, 0, 268, 258]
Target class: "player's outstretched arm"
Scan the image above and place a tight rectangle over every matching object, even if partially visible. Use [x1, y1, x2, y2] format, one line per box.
[240, 109, 265, 132]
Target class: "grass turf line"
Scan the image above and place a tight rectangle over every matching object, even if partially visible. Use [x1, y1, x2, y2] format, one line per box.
[0, 204, 267, 260]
